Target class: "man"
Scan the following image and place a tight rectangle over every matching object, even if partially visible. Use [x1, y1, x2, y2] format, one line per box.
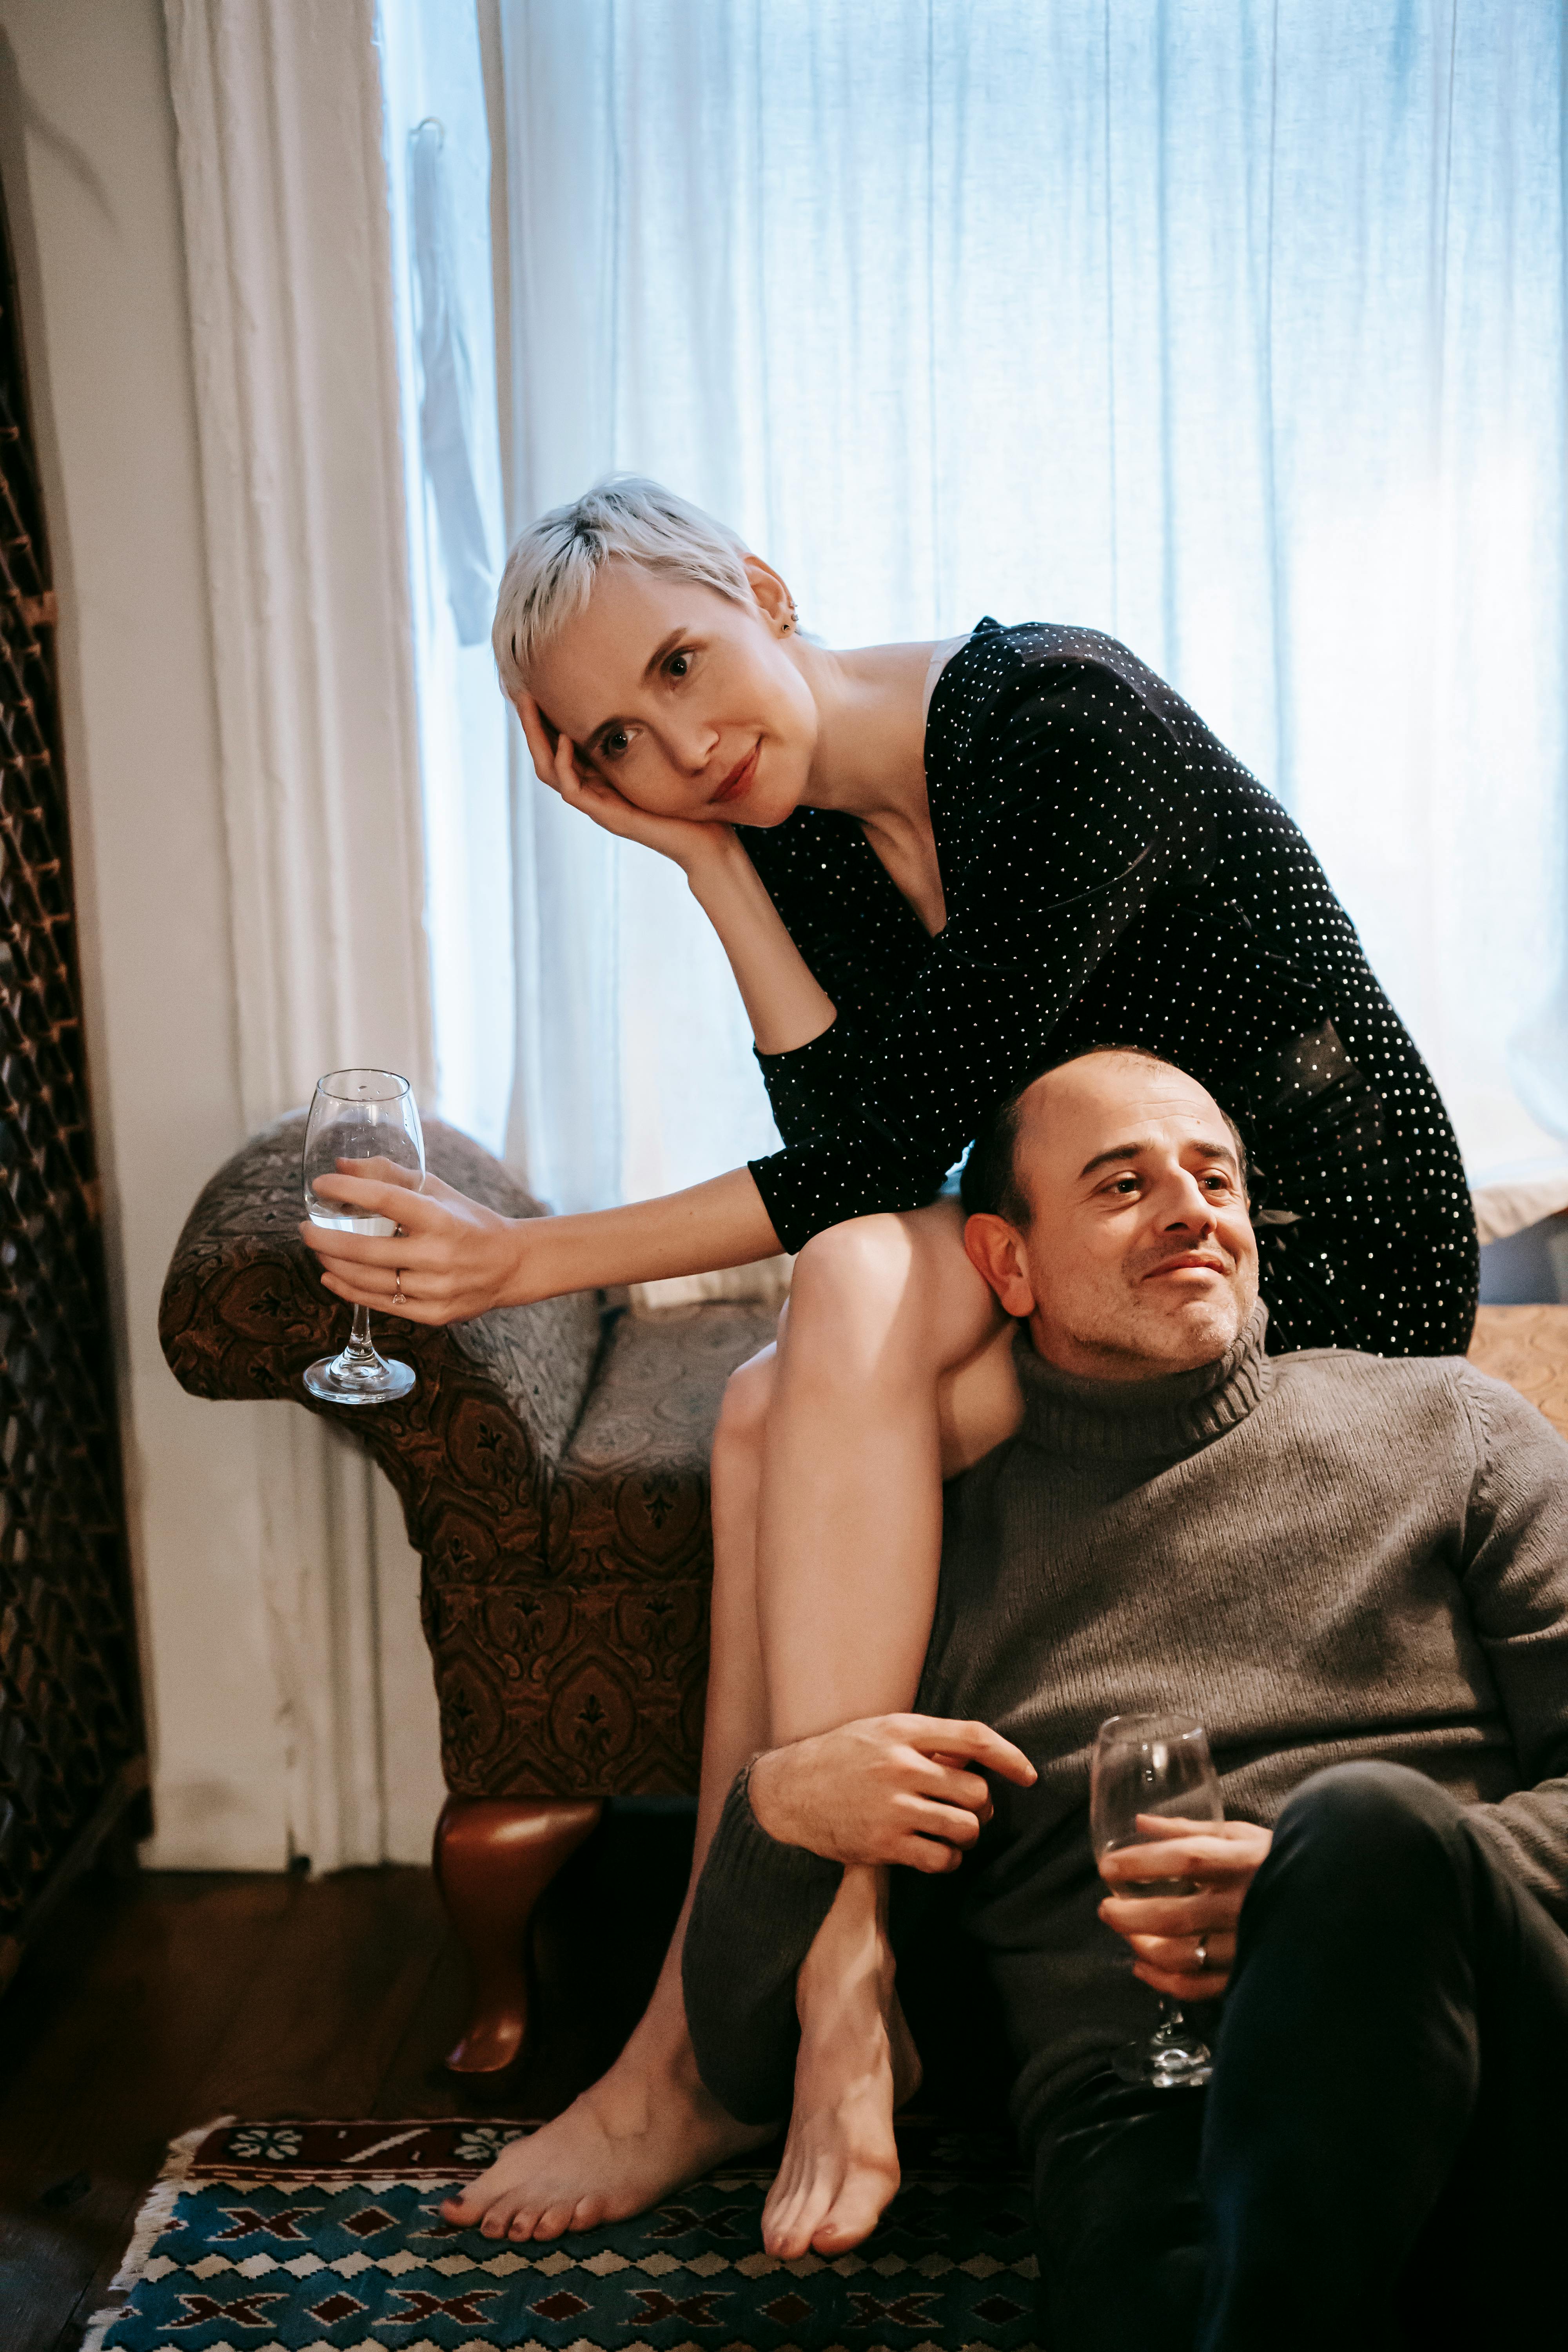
[681, 1046, 1568, 2350]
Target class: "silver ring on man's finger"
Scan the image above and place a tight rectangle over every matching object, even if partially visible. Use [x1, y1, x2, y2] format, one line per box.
[393, 1271, 406, 1308]
[1195, 1932, 1210, 1971]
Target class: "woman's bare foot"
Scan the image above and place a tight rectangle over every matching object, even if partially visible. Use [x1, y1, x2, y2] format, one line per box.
[440, 2011, 771, 2242]
[761, 1865, 920, 2259]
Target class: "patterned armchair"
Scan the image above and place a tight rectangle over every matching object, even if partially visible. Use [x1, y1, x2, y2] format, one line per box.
[160, 1115, 1568, 2077]
[158, 1112, 774, 2073]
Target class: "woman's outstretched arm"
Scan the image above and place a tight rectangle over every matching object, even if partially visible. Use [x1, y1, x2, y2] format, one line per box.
[303, 1161, 782, 1323]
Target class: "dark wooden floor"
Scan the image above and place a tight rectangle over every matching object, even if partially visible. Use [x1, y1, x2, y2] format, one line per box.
[0, 1806, 695, 2352]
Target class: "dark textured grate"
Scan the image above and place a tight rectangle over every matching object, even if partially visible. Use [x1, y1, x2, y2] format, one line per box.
[0, 181, 140, 1928]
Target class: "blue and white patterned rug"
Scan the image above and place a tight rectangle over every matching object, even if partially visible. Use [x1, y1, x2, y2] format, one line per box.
[85, 2115, 1038, 2351]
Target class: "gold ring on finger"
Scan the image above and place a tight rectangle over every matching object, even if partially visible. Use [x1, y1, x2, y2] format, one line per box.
[393, 1270, 406, 1308]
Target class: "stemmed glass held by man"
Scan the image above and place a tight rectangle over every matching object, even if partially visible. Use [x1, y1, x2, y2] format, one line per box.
[301, 1068, 425, 1405]
[1090, 1711, 1226, 2088]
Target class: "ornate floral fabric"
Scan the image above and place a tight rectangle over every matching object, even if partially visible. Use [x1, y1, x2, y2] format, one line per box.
[426, 1304, 776, 1798]
[159, 1117, 773, 1798]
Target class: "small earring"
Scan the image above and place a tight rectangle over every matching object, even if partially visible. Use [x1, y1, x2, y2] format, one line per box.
[784, 599, 799, 634]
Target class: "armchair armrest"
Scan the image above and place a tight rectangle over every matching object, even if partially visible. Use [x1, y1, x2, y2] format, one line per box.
[158, 1111, 604, 1576]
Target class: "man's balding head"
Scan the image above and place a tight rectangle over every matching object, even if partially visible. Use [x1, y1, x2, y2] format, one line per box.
[963, 1049, 1259, 1380]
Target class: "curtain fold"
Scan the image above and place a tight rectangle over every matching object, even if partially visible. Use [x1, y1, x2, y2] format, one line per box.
[165, 0, 434, 1126]
[492, 0, 1566, 1193]
[410, 120, 497, 648]
[165, 0, 442, 1868]
[380, 0, 515, 1160]
[497, 0, 784, 1218]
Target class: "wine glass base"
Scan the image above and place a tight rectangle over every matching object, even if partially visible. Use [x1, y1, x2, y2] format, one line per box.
[303, 1351, 416, 1406]
[1111, 2036, 1213, 2090]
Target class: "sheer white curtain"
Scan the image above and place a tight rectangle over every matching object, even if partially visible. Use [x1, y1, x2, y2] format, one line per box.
[479, 0, 1566, 1207]
[380, 0, 514, 1160]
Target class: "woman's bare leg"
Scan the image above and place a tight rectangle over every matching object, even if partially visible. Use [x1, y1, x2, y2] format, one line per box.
[441, 1346, 783, 2239]
[444, 1201, 1020, 2243]
[754, 1200, 1016, 2255]
[759, 1198, 1013, 1729]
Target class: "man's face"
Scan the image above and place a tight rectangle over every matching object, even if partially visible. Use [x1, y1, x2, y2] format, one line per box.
[966, 1053, 1259, 1381]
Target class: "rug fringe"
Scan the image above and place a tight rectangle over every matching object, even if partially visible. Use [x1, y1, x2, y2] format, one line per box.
[80, 2115, 234, 2352]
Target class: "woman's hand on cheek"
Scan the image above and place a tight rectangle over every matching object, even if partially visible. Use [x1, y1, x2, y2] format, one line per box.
[298, 1168, 553, 1323]
[513, 688, 733, 878]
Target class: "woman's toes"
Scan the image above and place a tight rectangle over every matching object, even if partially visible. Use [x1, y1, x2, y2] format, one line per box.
[764, 2209, 811, 2260]
[761, 2179, 809, 2258]
[761, 2198, 796, 2258]
[814, 2174, 891, 2252]
[532, 2198, 579, 2241]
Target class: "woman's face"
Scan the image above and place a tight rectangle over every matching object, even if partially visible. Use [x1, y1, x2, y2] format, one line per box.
[523, 557, 817, 826]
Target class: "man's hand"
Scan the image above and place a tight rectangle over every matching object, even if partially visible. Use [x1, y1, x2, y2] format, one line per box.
[1098, 1814, 1273, 2000]
[747, 1713, 1036, 1874]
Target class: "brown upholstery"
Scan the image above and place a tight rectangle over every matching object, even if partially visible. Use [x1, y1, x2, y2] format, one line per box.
[431, 1303, 774, 1798]
[1466, 1303, 1568, 1444]
[160, 1121, 1568, 1811]
[158, 1112, 773, 1800]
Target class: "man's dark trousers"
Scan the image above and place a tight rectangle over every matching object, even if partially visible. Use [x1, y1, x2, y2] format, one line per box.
[1031, 1762, 1568, 2351]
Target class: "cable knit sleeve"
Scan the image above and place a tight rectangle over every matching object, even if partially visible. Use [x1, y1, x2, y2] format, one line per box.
[1454, 1364, 1568, 1926]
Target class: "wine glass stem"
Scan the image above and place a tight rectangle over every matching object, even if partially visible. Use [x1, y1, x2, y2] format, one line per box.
[348, 1301, 376, 1355]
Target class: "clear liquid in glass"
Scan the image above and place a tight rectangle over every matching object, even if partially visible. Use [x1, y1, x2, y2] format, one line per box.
[1090, 1712, 1224, 2089]
[301, 1069, 425, 1406]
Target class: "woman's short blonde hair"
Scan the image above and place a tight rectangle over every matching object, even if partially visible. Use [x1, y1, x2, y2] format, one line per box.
[491, 474, 754, 701]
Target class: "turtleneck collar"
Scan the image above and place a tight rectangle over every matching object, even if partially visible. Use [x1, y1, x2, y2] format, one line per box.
[1014, 1301, 1272, 1461]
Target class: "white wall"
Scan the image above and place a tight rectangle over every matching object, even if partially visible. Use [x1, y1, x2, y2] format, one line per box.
[0, 0, 444, 1869]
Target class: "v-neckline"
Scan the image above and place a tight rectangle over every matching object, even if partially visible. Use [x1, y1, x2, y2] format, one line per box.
[854, 629, 985, 940]
[860, 789, 948, 941]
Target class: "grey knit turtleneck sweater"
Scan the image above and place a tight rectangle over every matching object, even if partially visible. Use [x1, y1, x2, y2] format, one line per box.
[682, 1306, 1568, 2145]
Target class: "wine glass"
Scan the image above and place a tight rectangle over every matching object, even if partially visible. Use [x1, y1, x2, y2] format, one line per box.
[1090, 1711, 1224, 2089]
[301, 1068, 425, 1406]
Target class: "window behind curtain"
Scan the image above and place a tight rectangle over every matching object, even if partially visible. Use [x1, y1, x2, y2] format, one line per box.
[394, 0, 1568, 1208]
[379, 0, 513, 1160]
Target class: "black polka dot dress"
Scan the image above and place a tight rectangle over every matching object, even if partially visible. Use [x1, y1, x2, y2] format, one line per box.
[742, 618, 1477, 1358]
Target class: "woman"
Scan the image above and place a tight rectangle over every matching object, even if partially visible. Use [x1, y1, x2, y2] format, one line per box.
[303, 477, 1477, 2251]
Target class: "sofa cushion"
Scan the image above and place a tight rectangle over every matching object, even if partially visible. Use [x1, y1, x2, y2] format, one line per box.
[1467, 1303, 1568, 1443]
[554, 1303, 779, 1581]
[427, 1303, 777, 1801]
